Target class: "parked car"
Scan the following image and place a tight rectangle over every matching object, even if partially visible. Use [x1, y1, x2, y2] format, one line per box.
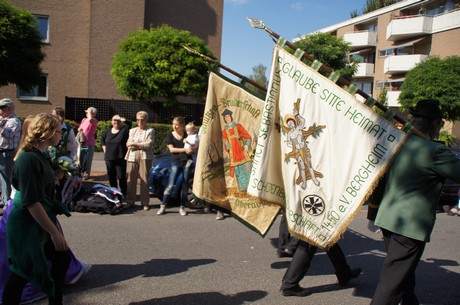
[148, 153, 201, 208]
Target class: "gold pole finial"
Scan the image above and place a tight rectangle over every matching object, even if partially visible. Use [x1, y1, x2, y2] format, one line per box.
[246, 17, 265, 29]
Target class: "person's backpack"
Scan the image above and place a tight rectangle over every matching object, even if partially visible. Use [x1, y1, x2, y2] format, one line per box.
[72, 184, 122, 215]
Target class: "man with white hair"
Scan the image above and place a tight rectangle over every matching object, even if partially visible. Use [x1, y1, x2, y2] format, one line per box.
[0, 98, 22, 207]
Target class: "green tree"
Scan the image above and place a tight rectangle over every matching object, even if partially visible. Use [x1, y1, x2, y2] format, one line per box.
[350, 0, 398, 18]
[294, 32, 357, 82]
[111, 25, 215, 104]
[246, 64, 268, 96]
[0, 1, 45, 90]
[248, 64, 268, 88]
[399, 56, 460, 121]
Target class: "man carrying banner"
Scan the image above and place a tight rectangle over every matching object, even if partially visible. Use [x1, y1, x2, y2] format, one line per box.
[280, 240, 361, 296]
[371, 99, 460, 305]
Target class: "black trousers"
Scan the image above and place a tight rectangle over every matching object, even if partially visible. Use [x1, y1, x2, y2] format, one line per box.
[105, 158, 128, 196]
[371, 229, 425, 305]
[278, 212, 299, 253]
[2, 241, 71, 305]
[282, 240, 353, 289]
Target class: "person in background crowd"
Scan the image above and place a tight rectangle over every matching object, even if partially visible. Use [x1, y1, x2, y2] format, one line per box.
[447, 188, 460, 216]
[101, 115, 132, 197]
[0, 98, 22, 209]
[157, 116, 194, 216]
[77, 107, 98, 180]
[183, 122, 199, 166]
[50, 107, 77, 161]
[370, 99, 460, 305]
[2, 114, 71, 305]
[125, 111, 154, 211]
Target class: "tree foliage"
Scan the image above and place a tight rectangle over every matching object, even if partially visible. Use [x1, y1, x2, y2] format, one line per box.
[294, 32, 357, 82]
[350, 0, 398, 18]
[111, 25, 216, 103]
[0, 0, 45, 90]
[246, 64, 268, 96]
[248, 64, 268, 88]
[399, 56, 460, 121]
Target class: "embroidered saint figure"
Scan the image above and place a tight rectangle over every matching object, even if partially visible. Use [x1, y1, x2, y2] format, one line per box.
[282, 99, 325, 189]
[221, 108, 253, 192]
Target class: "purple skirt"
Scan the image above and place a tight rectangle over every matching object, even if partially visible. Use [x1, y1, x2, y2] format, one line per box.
[0, 200, 91, 304]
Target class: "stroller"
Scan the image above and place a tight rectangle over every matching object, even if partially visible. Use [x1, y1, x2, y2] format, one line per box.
[57, 146, 89, 209]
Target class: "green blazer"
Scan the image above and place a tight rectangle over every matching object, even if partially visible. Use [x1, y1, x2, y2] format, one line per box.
[375, 134, 460, 242]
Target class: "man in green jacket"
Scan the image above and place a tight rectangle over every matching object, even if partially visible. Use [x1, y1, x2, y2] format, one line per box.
[371, 99, 460, 305]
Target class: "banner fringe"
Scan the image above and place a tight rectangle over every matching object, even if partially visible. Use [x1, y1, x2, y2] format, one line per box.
[191, 194, 279, 237]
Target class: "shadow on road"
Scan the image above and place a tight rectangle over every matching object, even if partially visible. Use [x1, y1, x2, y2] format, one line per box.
[128, 290, 268, 305]
[268, 228, 460, 303]
[66, 258, 216, 292]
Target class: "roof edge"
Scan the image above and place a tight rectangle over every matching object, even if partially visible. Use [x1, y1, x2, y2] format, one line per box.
[293, 0, 424, 42]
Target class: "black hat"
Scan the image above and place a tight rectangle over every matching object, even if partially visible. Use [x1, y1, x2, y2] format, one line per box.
[409, 99, 443, 119]
[221, 109, 233, 116]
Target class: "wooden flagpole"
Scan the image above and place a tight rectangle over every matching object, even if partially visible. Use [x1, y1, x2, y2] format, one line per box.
[246, 17, 425, 137]
[181, 45, 267, 92]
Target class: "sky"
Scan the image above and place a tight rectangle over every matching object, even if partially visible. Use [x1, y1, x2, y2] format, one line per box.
[220, 0, 369, 80]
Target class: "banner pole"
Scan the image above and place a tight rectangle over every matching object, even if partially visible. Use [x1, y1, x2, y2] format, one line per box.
[246, 17, 426, 138]
[182, 45, 267, 93]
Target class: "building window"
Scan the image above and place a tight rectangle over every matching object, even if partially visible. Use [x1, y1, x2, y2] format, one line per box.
[367, 23, 377, 33]
[35, 15, 49, 43]
[353, 81, 373, 95]
[17, 75, 48, 101]
[378, 49, 393, 57]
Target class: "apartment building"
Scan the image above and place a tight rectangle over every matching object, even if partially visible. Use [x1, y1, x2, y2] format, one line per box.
[0, 0, 223, 118]
[296, 0, 460, 134]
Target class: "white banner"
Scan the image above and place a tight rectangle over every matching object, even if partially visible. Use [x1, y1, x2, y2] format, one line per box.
[248, 46, 408, 248]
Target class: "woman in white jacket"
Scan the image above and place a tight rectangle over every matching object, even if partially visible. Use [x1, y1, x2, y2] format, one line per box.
[124, 111, 154, 211]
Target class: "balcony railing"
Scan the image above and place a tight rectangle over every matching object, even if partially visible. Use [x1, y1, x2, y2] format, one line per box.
[386, 91, 401, 107]
[386, 15, 432, 40]
[354, 63, 375, 78]
[386, 8, 460, 41]
[343, 30, 377, 49]
[383, 54, 428, 74]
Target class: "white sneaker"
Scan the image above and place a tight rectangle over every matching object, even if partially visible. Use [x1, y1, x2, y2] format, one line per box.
[157, 205, 166, 215]
[216, 211, 224, 220]
[179, 206, 187, 216]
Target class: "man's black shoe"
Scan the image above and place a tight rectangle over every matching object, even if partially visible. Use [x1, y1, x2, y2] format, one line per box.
[338, 268, 362, 287]
[280, 285, 312, 297]
[276, 249, 294, 258]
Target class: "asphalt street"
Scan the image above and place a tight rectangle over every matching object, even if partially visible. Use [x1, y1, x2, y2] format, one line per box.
[5, 153, 460, 305]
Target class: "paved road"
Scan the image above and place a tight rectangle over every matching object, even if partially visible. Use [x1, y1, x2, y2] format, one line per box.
[2, 153, 459, 304]
[27, 203, 459, 305]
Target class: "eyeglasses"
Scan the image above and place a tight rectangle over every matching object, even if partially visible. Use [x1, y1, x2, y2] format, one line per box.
[136, 118, 146, 122]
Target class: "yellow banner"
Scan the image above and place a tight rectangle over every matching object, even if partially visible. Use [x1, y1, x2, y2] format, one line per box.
[193, 71, 280, 236]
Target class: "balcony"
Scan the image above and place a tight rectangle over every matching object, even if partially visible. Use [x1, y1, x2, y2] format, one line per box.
[386, 91, 401, 107]
[386, 15, 432, 41]
[432, 9, 460, 33]
[383, 54, 428, 74]
[354, 63, 375, 78]
[387, 8, 460, 41]
[343, 31, 377, 50]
